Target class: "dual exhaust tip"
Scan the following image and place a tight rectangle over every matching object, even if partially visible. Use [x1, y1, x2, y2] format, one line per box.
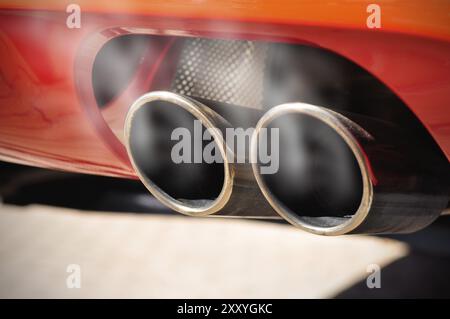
[124, 91, 448, 236]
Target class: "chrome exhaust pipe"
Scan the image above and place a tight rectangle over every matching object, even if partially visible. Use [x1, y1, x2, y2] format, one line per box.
[124, 91, 278, 218]
[251, 103, 449, 235]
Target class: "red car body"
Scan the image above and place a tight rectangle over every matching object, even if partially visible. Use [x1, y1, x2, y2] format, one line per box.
[0, 1, 449, 178]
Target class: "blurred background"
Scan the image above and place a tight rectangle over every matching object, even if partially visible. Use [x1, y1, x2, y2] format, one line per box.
[1, 160, 450, 298]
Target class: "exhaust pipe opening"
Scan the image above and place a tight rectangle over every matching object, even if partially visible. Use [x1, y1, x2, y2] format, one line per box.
[124, 92, 233, 216]
[261, 113, 364, 223]
[252, 103, 374, 235]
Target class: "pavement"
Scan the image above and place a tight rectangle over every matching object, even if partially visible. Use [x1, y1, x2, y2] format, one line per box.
[0, 203, 449, 298]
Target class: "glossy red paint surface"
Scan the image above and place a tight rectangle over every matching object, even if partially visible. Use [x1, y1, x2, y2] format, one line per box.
[0, 9, 449, 178]
[3, 0, 450, 41]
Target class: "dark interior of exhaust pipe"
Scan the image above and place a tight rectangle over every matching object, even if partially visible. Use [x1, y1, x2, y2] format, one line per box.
[129, 100, 225, 203]
[260, 113, 363, 224]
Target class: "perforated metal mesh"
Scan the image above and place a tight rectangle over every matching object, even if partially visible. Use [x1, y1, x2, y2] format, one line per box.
[171, 38, 268, 109]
